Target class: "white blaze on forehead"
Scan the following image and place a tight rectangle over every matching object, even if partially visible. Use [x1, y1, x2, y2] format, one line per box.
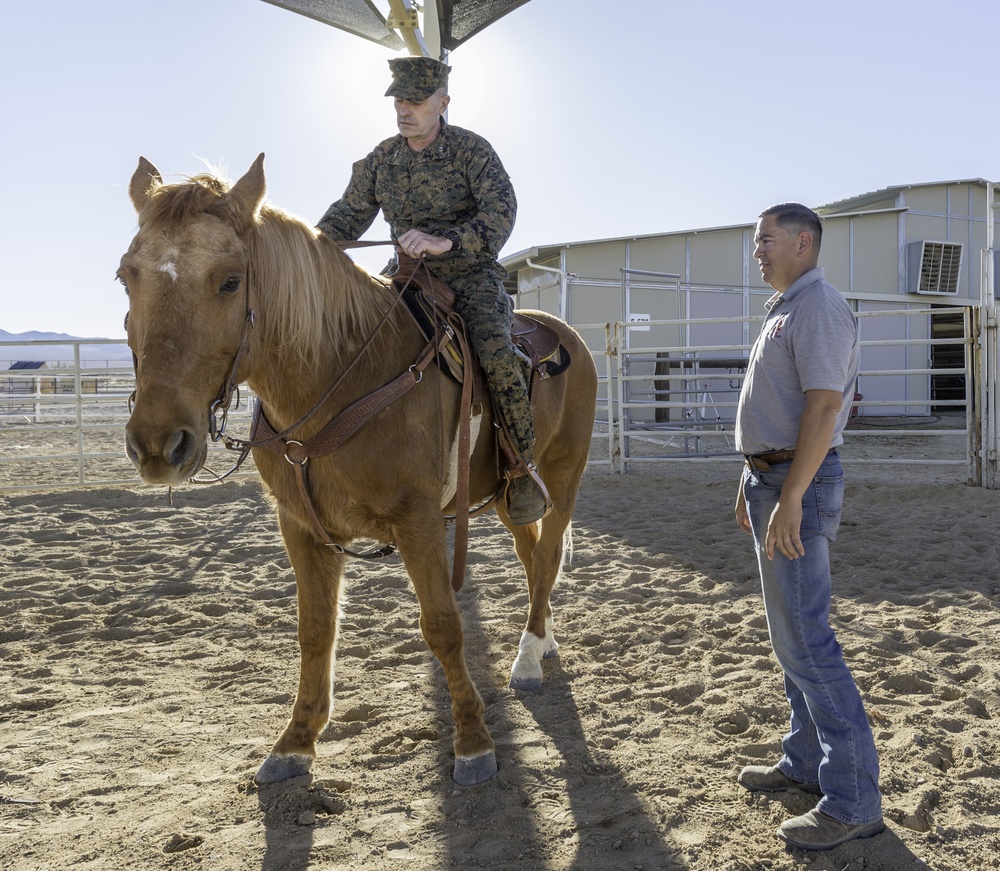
[158, 261, 179, 282]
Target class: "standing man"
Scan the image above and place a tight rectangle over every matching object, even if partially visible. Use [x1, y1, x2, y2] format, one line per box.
[734, 203, 884, 850]
[316, 56, 547, 524]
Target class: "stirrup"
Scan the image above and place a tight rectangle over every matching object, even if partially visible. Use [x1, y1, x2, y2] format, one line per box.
[504, 461, 553, 523]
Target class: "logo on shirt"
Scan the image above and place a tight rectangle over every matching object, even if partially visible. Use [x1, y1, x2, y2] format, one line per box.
[767, 312, 790, 339]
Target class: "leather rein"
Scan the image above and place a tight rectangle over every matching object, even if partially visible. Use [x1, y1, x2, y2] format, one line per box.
[194, 248, 478, 583]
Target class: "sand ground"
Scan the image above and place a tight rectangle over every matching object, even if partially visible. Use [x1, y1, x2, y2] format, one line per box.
[2, 425, 999, 870]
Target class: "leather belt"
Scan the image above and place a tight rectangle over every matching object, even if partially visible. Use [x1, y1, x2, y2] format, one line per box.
[744, 448, 835, 471]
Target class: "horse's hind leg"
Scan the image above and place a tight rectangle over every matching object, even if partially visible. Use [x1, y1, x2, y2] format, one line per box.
[502, 482, 576, 692]
[395, 512, 497, 786]
[256, 511, 345, 784]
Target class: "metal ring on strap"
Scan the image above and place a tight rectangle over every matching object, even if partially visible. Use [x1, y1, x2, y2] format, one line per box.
[283, 439, 308, 465]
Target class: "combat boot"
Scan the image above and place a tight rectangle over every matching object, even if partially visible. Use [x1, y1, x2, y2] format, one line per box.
[507, 471, 548, 525]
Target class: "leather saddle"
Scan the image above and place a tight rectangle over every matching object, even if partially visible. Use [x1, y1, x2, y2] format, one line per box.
[391, 254, 570, 396]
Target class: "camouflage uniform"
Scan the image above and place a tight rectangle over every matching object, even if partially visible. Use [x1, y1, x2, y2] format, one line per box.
[317, 115, 537, 465]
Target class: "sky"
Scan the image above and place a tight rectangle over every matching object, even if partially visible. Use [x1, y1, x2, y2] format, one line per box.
[1, 0, 997, 338]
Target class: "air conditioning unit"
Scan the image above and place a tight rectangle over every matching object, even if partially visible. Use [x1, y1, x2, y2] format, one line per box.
[907, 241, 963, 295]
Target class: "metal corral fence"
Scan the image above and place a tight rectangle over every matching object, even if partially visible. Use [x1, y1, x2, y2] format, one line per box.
[0, 310, 979, 491]
[607, 305, 976, 476]
[0, 339, 259, 492]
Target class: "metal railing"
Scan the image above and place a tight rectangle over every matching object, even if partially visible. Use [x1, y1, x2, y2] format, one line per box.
[605, 306, 975, 475]
[0, 339, 258, 491]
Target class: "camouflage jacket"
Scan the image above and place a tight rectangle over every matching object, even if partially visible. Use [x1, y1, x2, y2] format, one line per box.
[317, 120, 516, 282]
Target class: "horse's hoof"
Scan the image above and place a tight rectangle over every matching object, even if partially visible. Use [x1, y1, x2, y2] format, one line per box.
[509, 675, 543, 693]
[255, 753, 314, 785]
[453, 751, 498, 786]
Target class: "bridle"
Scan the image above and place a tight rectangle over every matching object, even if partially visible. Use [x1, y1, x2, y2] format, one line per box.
[207, 307, 255, 443]
[126, 244, 468, 571]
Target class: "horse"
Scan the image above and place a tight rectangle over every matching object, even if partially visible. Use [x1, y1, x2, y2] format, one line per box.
[118, 153, 598, 788]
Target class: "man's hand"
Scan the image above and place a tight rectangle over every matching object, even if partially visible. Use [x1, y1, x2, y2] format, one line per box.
[735, 480, 752, 535]
[397, 229, 453, 258]
[763, 388, 843, 561]
[765, 499, 805, 561]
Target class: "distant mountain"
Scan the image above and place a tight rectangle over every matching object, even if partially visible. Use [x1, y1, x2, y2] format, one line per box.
[0, 329, 132, 368]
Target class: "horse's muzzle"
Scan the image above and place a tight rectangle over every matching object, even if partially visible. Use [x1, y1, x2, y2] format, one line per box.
[124, 421, 206, 485]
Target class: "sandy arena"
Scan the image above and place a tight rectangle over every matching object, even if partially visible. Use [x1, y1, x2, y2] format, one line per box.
[1, 425, 998, 870]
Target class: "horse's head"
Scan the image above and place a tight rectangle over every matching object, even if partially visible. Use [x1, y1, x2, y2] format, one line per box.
[118, 154, 266, 485]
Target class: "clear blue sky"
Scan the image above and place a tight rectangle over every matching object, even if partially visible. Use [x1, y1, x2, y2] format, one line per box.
[1, 0, 996, 337]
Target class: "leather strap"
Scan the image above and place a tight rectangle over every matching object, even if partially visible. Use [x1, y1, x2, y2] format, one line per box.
[745, 448, 835, 471]
[252, 326, 454, 555]
[449, 313, 474, 592]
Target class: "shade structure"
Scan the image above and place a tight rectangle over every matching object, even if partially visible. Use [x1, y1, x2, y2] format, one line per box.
[436, 0, 531, 51]
[260, 0, 405, 50]
[260, 0, 532, 54]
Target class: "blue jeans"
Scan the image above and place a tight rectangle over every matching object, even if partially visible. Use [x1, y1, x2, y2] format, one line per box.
[742, 452, 882, 825]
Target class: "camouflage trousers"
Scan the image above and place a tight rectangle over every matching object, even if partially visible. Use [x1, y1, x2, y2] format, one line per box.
[449, 273, 536, 465]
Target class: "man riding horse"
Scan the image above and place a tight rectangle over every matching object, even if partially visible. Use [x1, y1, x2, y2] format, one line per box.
[316, 56, 547, 525]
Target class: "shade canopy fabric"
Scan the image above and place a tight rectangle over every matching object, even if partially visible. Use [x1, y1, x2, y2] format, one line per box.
[437, 0, 530, 51]
[261, 0, 405, 49]
[260, 0, 531, 53]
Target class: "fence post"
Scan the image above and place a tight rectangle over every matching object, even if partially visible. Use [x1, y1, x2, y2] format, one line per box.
[605, 322, 620, 473]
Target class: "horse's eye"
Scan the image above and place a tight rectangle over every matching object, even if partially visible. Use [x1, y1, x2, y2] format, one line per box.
[117, 274, 129, 295]
[221, 277, 241, 294]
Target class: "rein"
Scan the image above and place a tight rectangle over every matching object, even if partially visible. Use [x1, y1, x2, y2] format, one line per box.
[193, 241, 399, 480]
[170, 241, 478, 581]
[204, 251, 461, 565]
[208, 308, 256, 442]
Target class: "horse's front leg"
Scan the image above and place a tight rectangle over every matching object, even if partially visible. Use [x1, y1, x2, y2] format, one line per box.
[395, 513, 497, 786]
[255, 509, 345, 784]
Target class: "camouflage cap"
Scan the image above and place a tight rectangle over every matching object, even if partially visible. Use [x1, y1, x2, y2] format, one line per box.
[385, 56, 451, 102]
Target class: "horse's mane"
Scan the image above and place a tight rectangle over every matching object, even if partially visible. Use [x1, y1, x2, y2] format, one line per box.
[143, 173, 395, 367]
[250, 204, 396, 365]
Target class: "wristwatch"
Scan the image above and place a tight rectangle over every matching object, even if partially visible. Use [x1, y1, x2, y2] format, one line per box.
[441, 229, 462, 252]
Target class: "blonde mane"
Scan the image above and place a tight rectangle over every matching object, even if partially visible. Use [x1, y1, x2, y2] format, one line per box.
[249, 203, 395, 365]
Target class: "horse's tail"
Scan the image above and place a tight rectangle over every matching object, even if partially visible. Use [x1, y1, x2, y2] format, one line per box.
[561, 520, 574, 570]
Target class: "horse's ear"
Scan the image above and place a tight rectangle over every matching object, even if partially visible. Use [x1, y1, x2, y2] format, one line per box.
[218, 153, 266, 233]
[129, 157, 162, 212]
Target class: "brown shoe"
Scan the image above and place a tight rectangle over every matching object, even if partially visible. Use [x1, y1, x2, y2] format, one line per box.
[738, 765, 822, 796]
[777, 808, 885, 851]
[507, 475, 547, 525]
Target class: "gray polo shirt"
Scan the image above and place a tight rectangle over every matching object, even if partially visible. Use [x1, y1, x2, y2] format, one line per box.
[735, 267, 859, 456]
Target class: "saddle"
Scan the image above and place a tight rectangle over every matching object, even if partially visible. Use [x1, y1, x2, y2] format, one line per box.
[391, 255, 570, 400]
[391, 255, 567, 587]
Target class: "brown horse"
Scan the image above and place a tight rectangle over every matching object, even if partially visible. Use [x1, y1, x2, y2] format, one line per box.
[118, 154, 597, 787]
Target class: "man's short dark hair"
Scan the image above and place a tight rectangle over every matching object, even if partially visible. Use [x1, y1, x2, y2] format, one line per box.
[759, 203, 823, 251]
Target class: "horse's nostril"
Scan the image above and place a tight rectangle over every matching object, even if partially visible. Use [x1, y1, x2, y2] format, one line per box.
[124, 431, 143, 467]
[165, 428, 195, 469]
